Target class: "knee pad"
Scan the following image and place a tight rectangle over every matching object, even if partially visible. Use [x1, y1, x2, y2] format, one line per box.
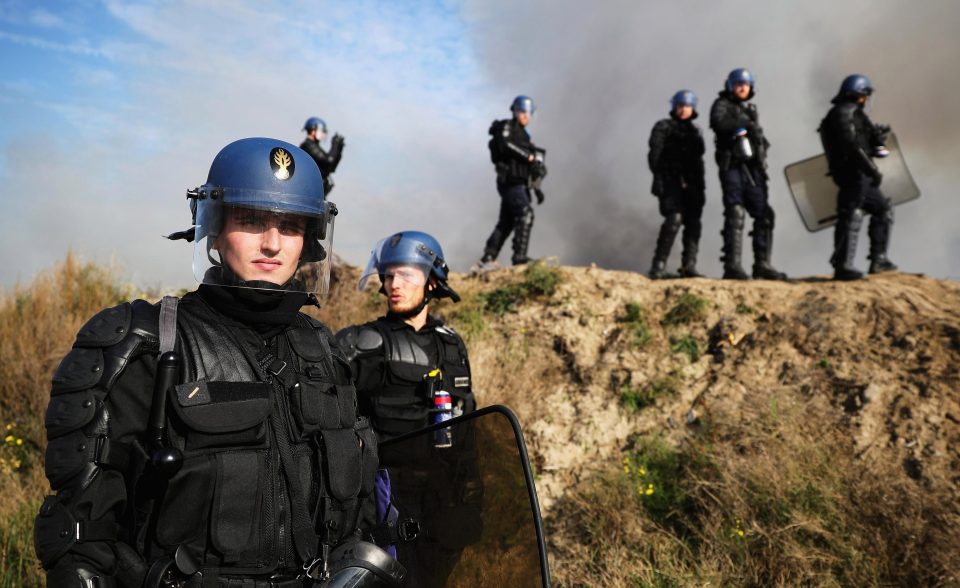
[664, 213, 682, 232]
[725, 204, 746, 227]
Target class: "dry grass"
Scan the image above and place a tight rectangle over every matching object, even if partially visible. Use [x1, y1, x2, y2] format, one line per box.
[0, 253, 134, 586]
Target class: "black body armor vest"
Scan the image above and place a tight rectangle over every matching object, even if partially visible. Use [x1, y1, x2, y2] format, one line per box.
[338, 318, 475, 440]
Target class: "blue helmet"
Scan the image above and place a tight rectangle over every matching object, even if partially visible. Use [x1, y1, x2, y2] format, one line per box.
[188, 137, 337, 295]
[303, 116, 327, 133]
[511, 95, 536, 114]
[359, 231, 460, 302]
[725, 68, 755, 94]
[838, 74, 873, 98]
[670, 89, 697, 110]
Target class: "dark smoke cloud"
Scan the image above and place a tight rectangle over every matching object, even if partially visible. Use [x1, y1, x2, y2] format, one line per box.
[459, 0, 960, 278]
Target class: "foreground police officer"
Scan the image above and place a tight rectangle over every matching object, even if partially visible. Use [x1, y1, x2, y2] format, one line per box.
[478, 95, 547, 269]
[336, 231, 478, 586]
[819, 74, 897, 280]
[35, 138, 403, 587]
[647, 90, 707, 279]
[300, 117, 345, 195]
[710, 68, 787, 280]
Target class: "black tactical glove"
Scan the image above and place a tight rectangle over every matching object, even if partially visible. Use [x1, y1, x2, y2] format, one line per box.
[874, 124, 891, 143]
[534, 188, 545, 205]
[332, 133, 345, 149]
[530, 160, 547, 181]
[651, 173, 664, 197]
[870, 170, 883, 187]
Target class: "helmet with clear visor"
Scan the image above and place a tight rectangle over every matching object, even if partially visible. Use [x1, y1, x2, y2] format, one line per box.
[358, 231, 460, 303]
[187, 137, 337, 300]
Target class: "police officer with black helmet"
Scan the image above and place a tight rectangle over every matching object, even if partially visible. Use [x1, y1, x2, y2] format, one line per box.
[35, 138, 403, 587]
[300, 116, 345, 195]
[648, 89, 707, 279]
[477, 95, 547, 269]
[710, 68, 787, 280]
[819, 74, 897, 280]
[336, 231, 479, 586]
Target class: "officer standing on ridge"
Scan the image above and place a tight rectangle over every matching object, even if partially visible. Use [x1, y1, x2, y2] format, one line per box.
[710, 68, 787, 280]
[35, 138, 403, 587]
[336, 231, 478, 586]
[301, 116, 345, 195]
[477, 95, 547, 270]
[819, 74, 898, 280]
[647, 89, 707, 279]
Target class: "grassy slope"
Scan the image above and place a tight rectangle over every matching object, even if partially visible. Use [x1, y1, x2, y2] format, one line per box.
[2, 257, 958, 586]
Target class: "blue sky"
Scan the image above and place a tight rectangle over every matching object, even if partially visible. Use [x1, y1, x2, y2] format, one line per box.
[2, 0, 959, 288]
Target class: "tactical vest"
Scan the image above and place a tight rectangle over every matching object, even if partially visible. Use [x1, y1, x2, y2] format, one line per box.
[363, 320, 474, 439]
[37, 293, 377, 582]
[149, 295, 377, 576]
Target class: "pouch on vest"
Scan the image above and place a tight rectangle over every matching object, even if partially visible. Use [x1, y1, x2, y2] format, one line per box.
[169, 380, 272, 450]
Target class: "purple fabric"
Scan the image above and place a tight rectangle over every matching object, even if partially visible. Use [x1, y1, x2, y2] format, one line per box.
[375, 468, 398, 559]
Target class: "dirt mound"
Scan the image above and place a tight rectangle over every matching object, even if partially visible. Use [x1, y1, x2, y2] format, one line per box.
[318, 262, 960, 586]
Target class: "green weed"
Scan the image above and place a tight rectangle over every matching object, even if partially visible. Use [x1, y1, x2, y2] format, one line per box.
[620, 375, 680, 412]
[662, 292, 708, 326]
[618, 302, 653, 347]
[670, 334, 700, 363]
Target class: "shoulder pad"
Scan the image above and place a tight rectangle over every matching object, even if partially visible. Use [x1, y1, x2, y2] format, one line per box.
[357, 325, 384, 351]
[75, 303, 131, 348]
[488, 119, 505, 135]
[435, 324, 459, 338]
[129, 298, 161, 342]
[51, 347, 104, 395]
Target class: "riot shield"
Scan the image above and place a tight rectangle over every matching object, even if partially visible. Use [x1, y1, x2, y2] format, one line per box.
[378, 405, 551, 587]
[784, 132, 921, 232]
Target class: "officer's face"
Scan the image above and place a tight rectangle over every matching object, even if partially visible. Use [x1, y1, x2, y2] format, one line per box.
[383, 264, 428, 313]
[732, 82, 751, 100]
[674, 105, 694, 120]
[514, 111, 531, 127]
[214, 207, 306, 285]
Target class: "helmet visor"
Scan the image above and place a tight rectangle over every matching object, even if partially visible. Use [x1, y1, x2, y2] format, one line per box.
[192, 198, 337, 299]
[358, 235, 438, 292]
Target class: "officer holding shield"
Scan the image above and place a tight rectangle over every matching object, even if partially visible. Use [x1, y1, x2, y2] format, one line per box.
[819, 74, 897, 280]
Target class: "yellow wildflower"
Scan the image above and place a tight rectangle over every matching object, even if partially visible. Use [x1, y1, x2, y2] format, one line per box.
[4, 435, 12, 443]
[15, 439, 22, 446]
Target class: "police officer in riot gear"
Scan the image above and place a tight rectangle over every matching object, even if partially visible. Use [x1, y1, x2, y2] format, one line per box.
[35, 138, 403, 587]
[710, 68, 787, 280]
[648, 90, 707, 279]
[478, 95, 547, 268]
[301, 117, 345, 195]
[819, 74, 897, 280]
[336, 231, 478, 586]
[337, 231, 474, 439]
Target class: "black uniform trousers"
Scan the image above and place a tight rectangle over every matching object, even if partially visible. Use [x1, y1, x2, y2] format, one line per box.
[483, 182, 534, 261]
[834, 170, 892, 254]
[719, 165, 773, 252]
[658, 175, 705, 243]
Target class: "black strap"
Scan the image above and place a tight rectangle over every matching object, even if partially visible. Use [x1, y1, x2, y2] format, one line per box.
[94, 436, 132, 471]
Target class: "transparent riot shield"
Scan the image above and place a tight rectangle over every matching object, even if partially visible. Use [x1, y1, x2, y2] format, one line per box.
[784, 132, 921, 232]
[377, 405, 550, 587]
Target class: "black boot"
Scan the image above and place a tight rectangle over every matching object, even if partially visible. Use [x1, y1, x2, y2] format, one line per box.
[867, 207, 897, 274]
[722, 205, 749, 280]
[832, 209, 864, 280]
[679, 231, 702, 278]
[751, 210, 787, 280]
[511, 208, 534, 266]
[649, 213, 681, 279]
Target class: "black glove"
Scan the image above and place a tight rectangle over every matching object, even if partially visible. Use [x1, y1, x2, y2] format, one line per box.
[332, 133, 345, 148]
[870, 170, 883, 187]
[534, 188, 545, 205]
[530, 160, 546, 181]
